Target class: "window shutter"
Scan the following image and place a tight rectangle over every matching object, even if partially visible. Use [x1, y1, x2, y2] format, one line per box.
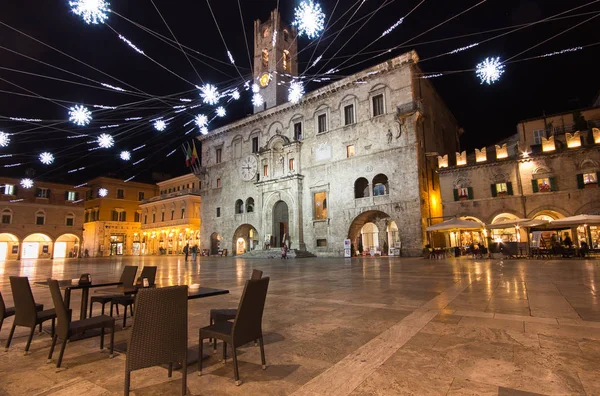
[597, 172, 600, 184]
[122, 212, 126, 222]
[64, 191, 69, 200]
[490, 184, 497, 197]
[506, 182, 513, 196]
[75, 192, 80, 201]
[467, 187, 473, 200]
[12, 186, 18, 196]
[549, 176, 558, 192]
[46, 189, 51, 198]
[531, 179, 539, 193]
[576, 174, 585, 189]
[453, 189, 459, 201]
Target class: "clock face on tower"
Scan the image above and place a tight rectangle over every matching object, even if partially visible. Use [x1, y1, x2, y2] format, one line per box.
[259, 73, 270, 88]
[239, 155, 258, 181]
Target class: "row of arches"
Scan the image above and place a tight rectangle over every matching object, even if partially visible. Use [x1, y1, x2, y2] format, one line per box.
[0, 233, 80, 260]
[355, 174, 389, 199]
[234, 198, 255, 214]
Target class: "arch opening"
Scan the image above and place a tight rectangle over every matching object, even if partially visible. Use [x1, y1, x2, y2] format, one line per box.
[22, 233, 52, 259]
[348, 210, 392, 256]
[232, 224, 258, 255]
[55, 234, 80, 258]
[0, 233, 19, 260]
[372, 174, 389, 196]
[354, 177, 369, 199]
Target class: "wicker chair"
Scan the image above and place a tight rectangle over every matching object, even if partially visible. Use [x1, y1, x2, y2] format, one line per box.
[110, 266, 157, 328]
[1, 290, 43, 336]
[209, 269, 263, 350]
[89, 265, 138, 317]
[199, 277, 270, 386]
[47, 279, 115, 368]
[5, 277, 56, 354]
[125, 286, 188, 396]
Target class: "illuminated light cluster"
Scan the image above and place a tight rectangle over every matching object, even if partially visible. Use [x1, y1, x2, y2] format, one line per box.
[381, 17, 404, 37]
[288, 81, 305, 104]
[9, 117, 42, 122]
[422, 73, 443, 79]
[99, 124, 119, 129]
[20, 178, 34, 189]
[69, 0, 110, 24]
[180, 98, 192, 102]
[39, 152, 54, 165]
[227, 51, 235, 64]
[293, 0, 325, 39]
[252, 83, 260, 94]
[132, 144, 145, 151]
[93, 104, 117, 110]
[97, 133, 114, 148]
[133, 158, 145, 165]
[311, 55, 322, 69]
[540, 46, 583, 58]
[475, 57, 505, 85]
[68, 105, 92, 126]
[272, 30, 277, 47]
[449, 42, 479, 54]
[200, 126, 209, 135]
[98, 188, 108, 197]
[120, 151, 131, 161]
[325, 68, 338, 75]
[194, 114, 208, 128]
[101, 82, 125, 92]
[199, 83, 220, 105]
[154, 119, 167, 131]
[0, 131, 10, 147]
[118, 35, 144, 55]
[124, 117, 142, 121]
[231, 89, 240, 100]
[252, 93, 264, 107]
[216, 107, 226, 117]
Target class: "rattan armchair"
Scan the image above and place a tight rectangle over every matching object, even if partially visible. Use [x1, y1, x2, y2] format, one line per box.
[199, 277, 270, 386]
[47, 279, 115, 368]
[89, 265, 138, 317]
[1, 290, 43, 336]
[110, 266, 157, 328]
[5, 277, 56, 354]
[125, 286, 188, 396]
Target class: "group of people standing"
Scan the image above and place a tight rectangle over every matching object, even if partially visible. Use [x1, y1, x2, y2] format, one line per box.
[183, 243, 200, 261]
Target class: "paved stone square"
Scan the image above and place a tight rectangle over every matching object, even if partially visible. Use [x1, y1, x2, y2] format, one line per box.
[1, 256, 600, 395]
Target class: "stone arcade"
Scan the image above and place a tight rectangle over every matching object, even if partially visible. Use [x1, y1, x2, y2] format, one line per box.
[195, 10, 460, 257]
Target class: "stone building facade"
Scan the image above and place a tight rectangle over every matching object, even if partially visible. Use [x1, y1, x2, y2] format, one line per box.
[437, 107, 600, 247]
[139, 174, 201, 255]
[82, 177, 157, 257]
[195, 11, 460, 257]
[0, 177, 89, 260]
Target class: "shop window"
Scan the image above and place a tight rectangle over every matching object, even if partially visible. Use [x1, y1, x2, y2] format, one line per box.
[2, 209, 12, 224]
[453, 187, 473, 201]
[293, 122, 302, 141]
[531, 177, 556, 193]
[577, 172, 599, 189]
[117, 189, 124, 199]
[289, 158, 295, 171]
[65, 214, 74, 226]
[216, 148, 222, 164]
[138, 191, 145, 201]
[36, 211, 45, 225]
[314, 192, 327, 219]
[317, 114, 327, 133]
[347, 145, 355, 158]
[252, 136, 259, 153]
[491, 182, 513, 197]
[3, 184, 15, 195]
[344, 104, 355, 125]
[372, 94, 384, 117]
[235, 199, 244, 214]
[354, 178, 369, 198]
[246, 197, 254, 213]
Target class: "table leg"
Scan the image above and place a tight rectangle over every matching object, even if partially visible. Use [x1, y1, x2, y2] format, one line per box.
[64, 288, 71, 311]
[81, 288, 89, 320]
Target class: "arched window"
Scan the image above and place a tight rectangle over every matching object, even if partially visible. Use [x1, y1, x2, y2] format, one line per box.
[246, 197, 255, 213]
[262, 49, 269, 68]
[283, 50, 291, 71]
[235, 199, 244, 214]
[372, 174, 389, 196]
[354, 177, 370, 198]
[1, 208, 12, 224]
[283, 29, 289, 41]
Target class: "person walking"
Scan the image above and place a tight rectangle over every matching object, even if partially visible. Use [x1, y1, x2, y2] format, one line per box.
[183, 243, 189, 261]
[281, 243, 288, 259]
[191, 244, 198, 262]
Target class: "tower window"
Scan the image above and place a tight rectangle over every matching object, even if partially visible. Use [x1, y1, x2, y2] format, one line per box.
[262, 49, 269, 69]
[294, 122, 302, 140]
[263, 27, 270, 38]
[372, 94, 384, 117]
[318, 114, 327, 133]
[252, 136, 259, 153]
[283, 50, 291, 71]
[283, 29, 289, 41]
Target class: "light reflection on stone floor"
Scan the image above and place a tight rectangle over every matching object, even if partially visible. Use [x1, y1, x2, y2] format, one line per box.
[0, 256, 599, 395]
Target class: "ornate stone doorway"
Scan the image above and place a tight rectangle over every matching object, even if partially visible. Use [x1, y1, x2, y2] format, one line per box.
[272, 200, 289, 248]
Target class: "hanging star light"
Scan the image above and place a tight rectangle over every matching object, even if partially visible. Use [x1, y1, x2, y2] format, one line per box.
[293, 0, 325, 39]
[97, 133, 114, 148]
[200, 126, 208, 135]
[69, 0, 110, 24]
[39, 152, 54, 165]
[252, 83, 260, 94]
[199, 83, 220, 105]
[98, 188, 108, 197]
[288, 81, 305, 104]
[120, 151, 131, 161]
[0, 131, 9, 147]
[231, 89, 240, 100]
[153, 119, 167, 131]
[68, 105, 92, 126]
[20, 178, 33, 189]
[475, 57, 505, 85]
[252, 93, 264, 107]
[194, 114, 208, 128]
[216, 106, 226, 117]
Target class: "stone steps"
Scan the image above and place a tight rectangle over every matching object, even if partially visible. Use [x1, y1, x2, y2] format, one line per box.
[237, 248, 316, 259]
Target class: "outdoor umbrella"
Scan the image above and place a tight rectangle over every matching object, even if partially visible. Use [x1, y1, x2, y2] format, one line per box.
[426, 218, 483, 232]
[550, 214, 600, 227]
[486, 218, 533, 229]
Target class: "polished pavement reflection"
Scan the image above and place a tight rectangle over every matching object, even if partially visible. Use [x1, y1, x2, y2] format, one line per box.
[1, 256, 599, 395]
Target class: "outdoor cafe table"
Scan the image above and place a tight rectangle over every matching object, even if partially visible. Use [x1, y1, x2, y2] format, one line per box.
[34, 279, 122, 321]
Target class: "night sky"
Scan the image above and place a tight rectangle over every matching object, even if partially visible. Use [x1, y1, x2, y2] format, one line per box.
[1, 0, 599, 184]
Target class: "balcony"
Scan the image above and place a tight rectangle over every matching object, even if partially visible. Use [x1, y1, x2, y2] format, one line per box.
[142, 188, 201, 204]
[396, 101, 423, 117]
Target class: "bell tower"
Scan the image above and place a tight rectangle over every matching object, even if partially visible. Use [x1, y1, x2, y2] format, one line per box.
[253, 10, 298, 113]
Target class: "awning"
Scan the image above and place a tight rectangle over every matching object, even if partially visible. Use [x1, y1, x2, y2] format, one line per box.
[550, 214, 600, 227]
[426, 218, 483, 232]
[487, 218, 549, 229]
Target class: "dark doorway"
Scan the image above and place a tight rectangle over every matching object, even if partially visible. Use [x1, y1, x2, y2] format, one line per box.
[210, 232, 220, 255]
[272, 201, 289, 248]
